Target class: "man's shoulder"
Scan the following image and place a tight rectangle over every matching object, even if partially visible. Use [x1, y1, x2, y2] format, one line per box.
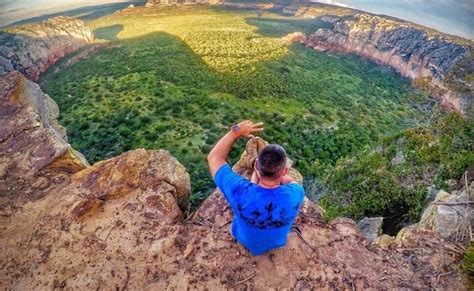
[283, 182, 304, 192]
[214, 163, 251, 193]
[282, 183, 305, 202]
[215, 164, 245, 183]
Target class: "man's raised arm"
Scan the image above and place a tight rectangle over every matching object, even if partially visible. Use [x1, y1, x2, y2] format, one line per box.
[207, 120, 263, 178]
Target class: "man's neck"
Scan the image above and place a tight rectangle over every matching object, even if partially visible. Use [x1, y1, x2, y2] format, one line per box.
[258, 178, 281, 189]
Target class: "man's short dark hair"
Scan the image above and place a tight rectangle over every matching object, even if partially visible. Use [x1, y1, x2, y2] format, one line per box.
[257, 144, 287, 178]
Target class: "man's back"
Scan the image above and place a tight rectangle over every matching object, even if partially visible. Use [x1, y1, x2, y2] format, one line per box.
[214, 164, 305, 255]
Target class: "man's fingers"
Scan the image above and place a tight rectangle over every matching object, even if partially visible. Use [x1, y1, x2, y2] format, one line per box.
[236, 121, 263, 138]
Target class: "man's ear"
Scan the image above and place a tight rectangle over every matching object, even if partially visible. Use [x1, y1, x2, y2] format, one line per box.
[282, 167, 289, 176]
[254, 160, 260, 177]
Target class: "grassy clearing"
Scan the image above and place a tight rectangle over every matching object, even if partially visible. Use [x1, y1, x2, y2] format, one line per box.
[41, 6, 428, 209]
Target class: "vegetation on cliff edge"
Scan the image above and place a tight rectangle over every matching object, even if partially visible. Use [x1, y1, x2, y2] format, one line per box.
[319, 112, 473, 233]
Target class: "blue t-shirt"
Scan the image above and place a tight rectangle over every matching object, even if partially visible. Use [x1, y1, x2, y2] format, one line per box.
[214, 164, 305, 255]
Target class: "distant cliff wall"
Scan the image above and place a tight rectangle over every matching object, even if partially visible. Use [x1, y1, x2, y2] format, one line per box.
[0, 16, 94, 81]
[146, 0, 223, 5]
[300, 13, 473, 114]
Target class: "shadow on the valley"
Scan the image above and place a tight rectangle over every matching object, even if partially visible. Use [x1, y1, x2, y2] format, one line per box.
[39, 29, 411, 163]
[3, 1, 146, 29]
[94, 24, 124, 41]
[39, 29, 419, 227]
[39, 31, 223, 163]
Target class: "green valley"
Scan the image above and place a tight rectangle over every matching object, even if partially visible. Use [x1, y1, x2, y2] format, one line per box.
[40, 5, 434, 213]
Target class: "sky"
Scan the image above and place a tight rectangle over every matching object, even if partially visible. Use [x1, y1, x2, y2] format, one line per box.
[1, 0, 473, 39]
[0, 0, 138, 27]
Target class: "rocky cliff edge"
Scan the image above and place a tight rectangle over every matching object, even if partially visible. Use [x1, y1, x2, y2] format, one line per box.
[0, 69, 470, 289]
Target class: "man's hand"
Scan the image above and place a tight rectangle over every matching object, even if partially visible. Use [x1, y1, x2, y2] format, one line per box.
[234, 120, 264, 139]
[208, 120, 264, 178]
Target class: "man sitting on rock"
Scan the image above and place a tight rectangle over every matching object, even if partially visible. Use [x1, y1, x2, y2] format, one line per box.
[207, 120, 305, 255]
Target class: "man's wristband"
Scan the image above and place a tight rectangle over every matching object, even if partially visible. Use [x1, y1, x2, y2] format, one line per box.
[231, 124, 241, 138]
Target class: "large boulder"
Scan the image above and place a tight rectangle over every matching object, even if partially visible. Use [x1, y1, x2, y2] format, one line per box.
[0, 16, 94, 80]
[69, 148, 191, 223]
[418, 187, 472, 241]
[0, 146, 192, 289]
[357, 217, 384, 242]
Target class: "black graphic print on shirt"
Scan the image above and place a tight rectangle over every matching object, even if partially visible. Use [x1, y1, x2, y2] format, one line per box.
[237, 202, 297, 229]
